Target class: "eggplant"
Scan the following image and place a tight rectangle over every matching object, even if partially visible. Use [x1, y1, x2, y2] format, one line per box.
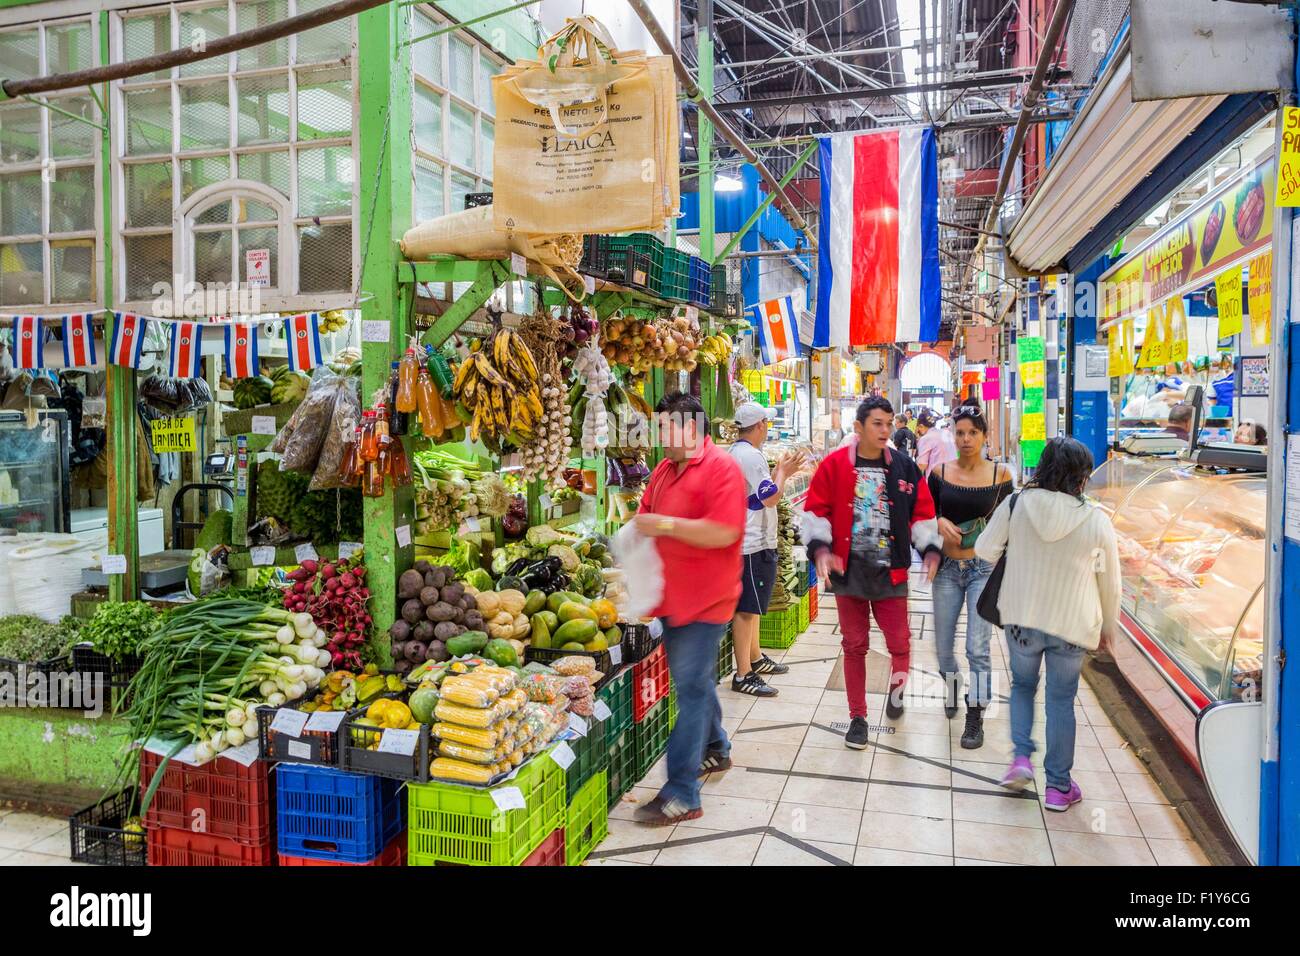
[504, 557, 532, 578]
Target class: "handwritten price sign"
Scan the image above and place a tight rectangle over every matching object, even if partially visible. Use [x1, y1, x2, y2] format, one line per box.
[1277, 107, 1300, 207]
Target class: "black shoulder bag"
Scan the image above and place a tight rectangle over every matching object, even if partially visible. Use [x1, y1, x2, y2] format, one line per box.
[975, 492, 1018, 628]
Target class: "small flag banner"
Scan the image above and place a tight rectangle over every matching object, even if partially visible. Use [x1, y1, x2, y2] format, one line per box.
[61, 314, 97, 368]
[11, 315, 45, 369]
[283, 312, 323, 372]
[224, 322, 260, 378]
[109, 312, 150, 369]
[168, 321, 204, 379]
[746, 296, 802, 364]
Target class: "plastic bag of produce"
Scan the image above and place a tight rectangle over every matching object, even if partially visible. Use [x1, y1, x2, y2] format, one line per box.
[275, 367, 345, 473]
[309, 372, 361, 490]
[612, 522, 663, 621]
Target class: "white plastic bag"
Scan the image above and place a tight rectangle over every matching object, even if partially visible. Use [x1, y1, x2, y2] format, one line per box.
[612, 523, 663, 622]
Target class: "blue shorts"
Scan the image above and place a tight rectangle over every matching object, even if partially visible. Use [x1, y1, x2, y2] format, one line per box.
[737, 549, 778, 615]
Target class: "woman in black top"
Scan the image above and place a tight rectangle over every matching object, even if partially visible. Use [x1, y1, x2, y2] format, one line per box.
[926, 403, 1014, 749]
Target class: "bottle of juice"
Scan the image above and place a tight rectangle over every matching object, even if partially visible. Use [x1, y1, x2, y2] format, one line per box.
[359, 410, 379, 462]
[339, 423, 362, 483]
[395, 346, 418, 413]
[389, 362, 409, 437]
[416, 366, 439, 439]
[362, 456, 386, 497]
[387, 436, 412, 486]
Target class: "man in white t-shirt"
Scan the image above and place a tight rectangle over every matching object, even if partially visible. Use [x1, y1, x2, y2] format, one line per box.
[726, 404, 808, 702]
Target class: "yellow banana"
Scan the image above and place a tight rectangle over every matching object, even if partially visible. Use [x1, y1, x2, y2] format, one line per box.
[494, 329, 511, 370]
[473, 351, 509, 388]
[510, 334, 539, 382]
[453, 358, 476, 392]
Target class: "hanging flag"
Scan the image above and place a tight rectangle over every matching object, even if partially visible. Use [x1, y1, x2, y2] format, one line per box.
[283, 312, 323, 372]
[223, 322, 260, 378]
[109, 312, 149, 368]
[746, 295, 802, 364]
[167, 321, 204, 379]
[61, 313, 97, 368]
[814, 127, 941, 348]
[11, 315, 45, 369]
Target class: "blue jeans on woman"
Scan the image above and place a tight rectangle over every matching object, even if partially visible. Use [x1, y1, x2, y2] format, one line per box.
[658, 620, 730, 809]
[1004, 624, 1086, 792]
[932, 556, 994, 706]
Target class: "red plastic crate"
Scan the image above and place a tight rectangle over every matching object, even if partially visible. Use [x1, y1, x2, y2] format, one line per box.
[138, 748, 273, 846]
[520, 828, 565, 866]
[278, 833, 407, 867]
[633, 643, 669, 723]
[808, 585, 818, 621]
[146, 826, 275, 866]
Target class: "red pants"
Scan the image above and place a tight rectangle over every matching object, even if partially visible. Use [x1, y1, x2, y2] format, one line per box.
[836, 595, 911, 719]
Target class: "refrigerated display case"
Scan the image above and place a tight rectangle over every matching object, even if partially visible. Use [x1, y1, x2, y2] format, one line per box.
[1086, 456, 1265, 772]
[0, 410, 71, 535]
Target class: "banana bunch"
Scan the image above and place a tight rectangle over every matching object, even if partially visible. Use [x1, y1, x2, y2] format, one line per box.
[696, 331, 733, 367]
[451, 327, 545, 449]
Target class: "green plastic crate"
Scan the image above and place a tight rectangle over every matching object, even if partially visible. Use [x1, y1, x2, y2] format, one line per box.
[564, 715, 608, 804]
[407, 748, 566, 867]
[751, 391, 770, 407]
[606, 726, 636, 809]
[718, 627, 735, 683]
[759, 604, 798, 649]
[798, 592, 810, 630]
[597, 666, 633, 739]
[634, 696, 673, 781]
[566, 771, 609, 866]
[606, 233, 663, 290]
[659, 247, 691, 302]
[668, 684, 677, 729]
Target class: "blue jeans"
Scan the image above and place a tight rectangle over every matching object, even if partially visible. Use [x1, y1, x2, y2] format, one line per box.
[932, 556, 994, 706]
[658, 620, 730, 808]
[1004, 624, 1086, 791]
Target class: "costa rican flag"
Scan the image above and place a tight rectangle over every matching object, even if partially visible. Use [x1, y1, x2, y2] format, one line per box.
[109, 312, 149, 368]
[223, 322, 260, 378]
[746, 296, 802, 364]
[167, 321, 204, 379]
[61, 313, 97, 368]
[283, 312, 323, 372]
[11, 315, 45, 369]
[814, 127, 941, 347]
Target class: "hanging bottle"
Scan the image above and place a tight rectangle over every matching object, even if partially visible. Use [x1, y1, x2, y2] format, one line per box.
[359, 410, 379, 462]
[362, 457, 386, 498]
[416, 366, 440, 440]
[387, 435, 413, 486]
[395, 346, 419, 413]
[339, 422, 362, 483]
[427, 345, 455, 399]
[389, 362, 409, 437]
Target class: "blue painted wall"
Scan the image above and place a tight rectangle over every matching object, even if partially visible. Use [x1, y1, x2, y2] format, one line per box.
[1069, 256, 1111, 470]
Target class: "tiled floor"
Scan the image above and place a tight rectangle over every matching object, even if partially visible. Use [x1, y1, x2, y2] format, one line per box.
[0, 809, 85, 866]
[590, 576, 1212, 867]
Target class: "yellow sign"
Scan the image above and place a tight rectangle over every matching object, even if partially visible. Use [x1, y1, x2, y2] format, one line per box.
[1216, 268, 1244, 339]
[1021, 413, 1046, 442]
[1108, 319, 1134, 377]
[1137, 308, 1169, 368]
[150, 416, 196, 453]
[1248, 249, 1273, 346]
[1166, 296, 1189, 364]
[1276, 106, 1300, 207]
[1021, 361, 1045, 390]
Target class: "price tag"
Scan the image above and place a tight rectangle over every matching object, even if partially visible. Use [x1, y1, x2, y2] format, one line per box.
[548, 741, 576, 770]
[269, 708, 310, 738]
[584, 274, 596, 295]
[287, 740, 312, 760]
[250, 546, 277, 567]
[101, 554, 127, 575]
[361, 320, 391, 343]
[377, 728, 420, 756]
[219, 740, 261, 767]
[251, 415, 277, 436]
[608, 644, 623, 666]
[294, 542, 319, 564]
[539, 493, 552, 510]
[338, 541, 363, 559]
[490, 786, 527, 812]
[685, 305, 699, 324]
[304, 710, 346, 733]
[511, 253, 528, 278]
[460, 516, 481, 534]
[593, 699, 613, 722]
[567, 713, 588, 737]
[396, 524, 412, 547]
[648, 618, 663, 639]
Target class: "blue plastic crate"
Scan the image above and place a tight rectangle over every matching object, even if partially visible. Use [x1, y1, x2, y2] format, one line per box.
[687, 255, 711, 308]
[275, 764, 404, 863]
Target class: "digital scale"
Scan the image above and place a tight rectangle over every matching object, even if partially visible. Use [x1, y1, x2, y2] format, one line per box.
[1119, 431, 1187, 455]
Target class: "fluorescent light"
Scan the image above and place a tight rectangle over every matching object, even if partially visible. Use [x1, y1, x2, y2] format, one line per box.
[683, 131, 692, 139]
[716, 174, 744, 192]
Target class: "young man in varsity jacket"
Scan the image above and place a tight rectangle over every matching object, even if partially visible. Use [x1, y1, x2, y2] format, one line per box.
[801, 395, 944, 749]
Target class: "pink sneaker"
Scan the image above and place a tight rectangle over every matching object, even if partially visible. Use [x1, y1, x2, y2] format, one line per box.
[999, 756, 1034, 791]
[1044, 780, 1083, 812]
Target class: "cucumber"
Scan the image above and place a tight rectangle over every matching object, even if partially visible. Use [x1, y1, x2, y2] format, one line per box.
[552, 619, 599, 646]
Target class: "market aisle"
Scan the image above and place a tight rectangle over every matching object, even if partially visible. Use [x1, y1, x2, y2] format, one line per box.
[589, 574, 1213, 867]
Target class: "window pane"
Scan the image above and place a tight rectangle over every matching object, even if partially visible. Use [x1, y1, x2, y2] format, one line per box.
[47, 23, 92, 75]
[238, 150, 291, 197]
[0, 30, 39, 82]
[193, 230, 231, 285]
[449, 101, 474, 169]
[124, 87, 172, 155]
[296, 67, 352, 141]
[49, 96, 97, 159]
[0, 103, 42, 164]
[239, 227, 278, 285]
[297, 145, 352, 218]
[414, 157, 443, 223]
[449, 171, 475, 213]
[181, 154, 230, 198]
[480, 119, 493, 180]
[237, 0, 289, 69]
[296, 0, 350, 63]
[179, 4, 229, 77]
[412, 13, 443, 84]
[49, 166, 94, 233]
[0, 172, 42, 236]
[124, 162, 172, 228]
[237, 73, 290, 146]
[240, 199, 278, 224]
[51, 239, 95, 302]
[413, 83, 442, 157]
[449, 37, 473, 101]
[124, 233, 172, 300]
[122, 14, 171, 81]
[195, 200, 230, 225]
[298, 222, 350, 292]
[179, 81, 230, 150]
[479, 58, 499, 114]
[0, 241, 42, 306]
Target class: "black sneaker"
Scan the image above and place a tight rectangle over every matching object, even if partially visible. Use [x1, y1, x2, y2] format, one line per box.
[751, 653, 789, 676]
[731, 673, 779, 698]
[698, 750, 733, 777]
[941, 672, 962, 719]
[961, 701, 985, 750]
[844, 716, 871, 750]
[885, 687, 905, 720]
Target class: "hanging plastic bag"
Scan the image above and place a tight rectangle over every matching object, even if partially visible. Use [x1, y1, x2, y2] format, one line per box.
[612, 522, 663, 622]
[309, 372, 361, 491]
[277, 367, 344, 473]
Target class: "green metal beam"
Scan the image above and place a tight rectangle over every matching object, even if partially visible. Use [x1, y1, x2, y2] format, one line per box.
[418, 260, 509, 349]
[403, 0, 537, 48]
[712, 140, 818, 266]
[402, 257, 504, 285]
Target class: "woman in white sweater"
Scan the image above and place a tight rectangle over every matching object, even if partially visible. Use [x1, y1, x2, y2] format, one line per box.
[974, 436, 1121, 812]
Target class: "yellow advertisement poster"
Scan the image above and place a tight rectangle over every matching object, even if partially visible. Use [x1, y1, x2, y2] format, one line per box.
[1275, 106, 1300, 207]
[150, 416, 196, 453]
[1021, 361, 1045, 390]
[1248, 249, 1273, 346]
[1136, 308, 1169, 368]
[1021, 413, 1046, 442]
[1108, 319, 1134, 377]
[1216, 268, 1244, 339]
[1166, 296, 1189, 363]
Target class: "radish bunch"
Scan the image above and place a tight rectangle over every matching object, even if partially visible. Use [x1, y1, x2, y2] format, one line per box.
[283, 553, 373, 671]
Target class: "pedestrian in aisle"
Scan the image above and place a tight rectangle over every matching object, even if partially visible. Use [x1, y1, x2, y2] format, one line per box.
[632, 391, 747, 825]
[927, 402, 1014, 749]
[975, 436, 1121, 812]
[801, 395, 944, 749]
[914, 407, 957, 475]
[891, 413, 917, 458]
[728, 403, 808, 701]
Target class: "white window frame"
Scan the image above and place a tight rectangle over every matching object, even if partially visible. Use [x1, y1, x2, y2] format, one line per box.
[180, 179, 293, 296]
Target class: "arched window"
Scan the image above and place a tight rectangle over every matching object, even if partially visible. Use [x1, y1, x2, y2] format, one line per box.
[180, 180, 290, 296]
[900, 352, 951, 392]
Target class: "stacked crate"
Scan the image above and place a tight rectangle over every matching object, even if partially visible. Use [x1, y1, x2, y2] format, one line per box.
[275, 764, 404, 864]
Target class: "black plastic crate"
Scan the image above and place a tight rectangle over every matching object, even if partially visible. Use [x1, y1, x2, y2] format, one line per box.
[524, 645, 615, 690]
[257, 695, 349, 767]
[0, 655, 89, 709]
[618, 623, 659, 665]
[464, 192, 493, 209]
[70, 645, 143, 689]
[338, 709, 432, 782]
[718, 627, 735, 683]
[621, 250, 653, 290]
[581, 235, 616, 279]
[69, 788, 146, 867]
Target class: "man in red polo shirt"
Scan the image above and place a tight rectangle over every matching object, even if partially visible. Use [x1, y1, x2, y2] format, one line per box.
[631, 391, 746, 826]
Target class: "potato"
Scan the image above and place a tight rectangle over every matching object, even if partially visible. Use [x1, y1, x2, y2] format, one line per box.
[401, 599, 424, 624]
[426, 640, 448, 662]
[405, 641, 427, 663]
[425, 568, 447, 590]
[398, 570, 424, 600]
[389, 619, 412, 643]
[414, 560, 432, 574]
[420, 586, 441, 607]
[440, 582, 465, 604]
[433, 621, 459, 642]
[413, 620, 436, 643]
[427, 601, 458, 622]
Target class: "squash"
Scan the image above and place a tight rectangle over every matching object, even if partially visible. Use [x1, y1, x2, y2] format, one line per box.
[496, 589, 527, 616]
[473, 591, 502, 617]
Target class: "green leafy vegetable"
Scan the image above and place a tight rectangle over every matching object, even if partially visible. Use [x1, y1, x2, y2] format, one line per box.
[81, 601, 158, 661]
[0, 615, 78, 662]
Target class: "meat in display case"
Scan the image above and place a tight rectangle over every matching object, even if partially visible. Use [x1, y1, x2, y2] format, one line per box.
[1086, 456, 1265, 772]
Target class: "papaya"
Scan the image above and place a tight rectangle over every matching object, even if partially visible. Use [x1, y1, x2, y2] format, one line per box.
[530, 615, 552, 649]
[590, 598, 618, 629]
[583, 636, 608, 652]
[408, 687, 439, 724]
[446, 630, 489, 657]
[523, 589, 547, 616]
[552, 618, 599, 646]
[560, 642, 586, 651]
[558, 601, 598, 624]
[604, 625, 622, 646]
[546, 592, 568, 614]
[483, 638, 518, 668]
[535, 610, 559, 633]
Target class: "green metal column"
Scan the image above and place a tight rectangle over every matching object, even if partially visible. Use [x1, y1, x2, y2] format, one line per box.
[357, 3, 413, 657]
[696, 0, 715, 265]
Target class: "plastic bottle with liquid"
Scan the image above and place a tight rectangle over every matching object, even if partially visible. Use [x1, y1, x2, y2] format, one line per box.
[427, 345, 455, 399]
[389, 362, 409, 437]
[387, 436, 413, 486]
[339, 423, 362, 483]
[416, 366, 439, 439]
[359, 410, 379, 462]
[395, 347, 419, 413]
